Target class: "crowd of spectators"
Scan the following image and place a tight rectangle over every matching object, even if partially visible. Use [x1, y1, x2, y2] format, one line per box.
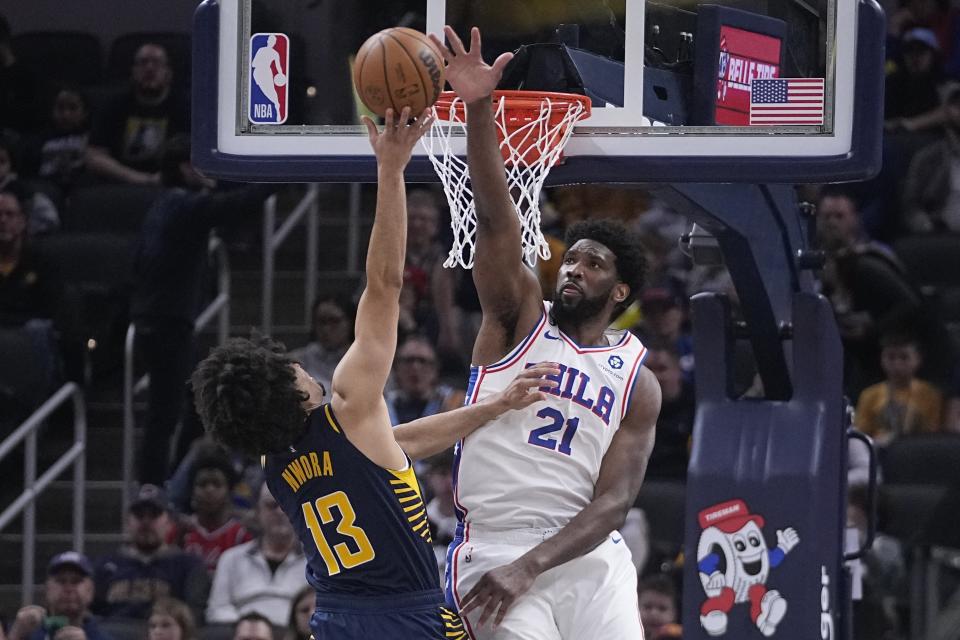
[3, 3, 960, 640]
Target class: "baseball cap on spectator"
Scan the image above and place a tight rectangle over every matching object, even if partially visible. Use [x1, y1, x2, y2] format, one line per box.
[48, 551, 93, 577]
[129, 483, 170, 515]
[902, 27, 940, 53]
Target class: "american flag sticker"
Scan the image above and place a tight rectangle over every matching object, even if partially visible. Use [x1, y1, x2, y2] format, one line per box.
[749, 78, 825, 126]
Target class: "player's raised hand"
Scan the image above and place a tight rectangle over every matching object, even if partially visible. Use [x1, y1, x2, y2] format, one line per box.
[429, 26, 513, 105]
[492, 363, 561, 412]
[458, 558, 538, 629]
[361, 107, 434, 172]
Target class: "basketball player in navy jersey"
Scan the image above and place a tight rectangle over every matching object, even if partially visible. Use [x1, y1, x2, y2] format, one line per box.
[429, 27, 662, 639]
[190, 106, 560, 640]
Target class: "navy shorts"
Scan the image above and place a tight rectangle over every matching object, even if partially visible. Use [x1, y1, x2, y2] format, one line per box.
[310, 589, 466, 640]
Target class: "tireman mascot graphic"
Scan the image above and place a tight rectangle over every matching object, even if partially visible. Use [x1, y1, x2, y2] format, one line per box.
[696, 499, 800, 637]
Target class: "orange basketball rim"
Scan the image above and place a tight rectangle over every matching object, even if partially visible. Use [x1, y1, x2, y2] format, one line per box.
[431, 90, 592, 166]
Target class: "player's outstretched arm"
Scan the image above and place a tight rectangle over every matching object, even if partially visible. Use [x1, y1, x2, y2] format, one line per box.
[394, 363, 560, 461]
[429, 26, 543, 364]
[331, 107, 433, 470]
[458, 367, 661, 629]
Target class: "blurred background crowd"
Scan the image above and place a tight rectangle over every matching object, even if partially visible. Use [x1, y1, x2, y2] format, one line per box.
[2, 1, 960, 639]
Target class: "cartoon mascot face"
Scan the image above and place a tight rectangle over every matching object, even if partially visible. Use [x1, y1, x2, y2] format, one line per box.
[697, 500, 769, 600]
[696, 499, 800, 637]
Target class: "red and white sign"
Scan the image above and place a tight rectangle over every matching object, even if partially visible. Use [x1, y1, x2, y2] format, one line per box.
[715, 26, 782, 125]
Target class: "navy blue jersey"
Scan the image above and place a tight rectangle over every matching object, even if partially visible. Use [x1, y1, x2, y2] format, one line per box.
[264, 403, 440, 597]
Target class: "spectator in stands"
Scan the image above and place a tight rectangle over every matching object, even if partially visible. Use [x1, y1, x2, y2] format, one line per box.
[206, 484, 307, 627]
[0, 14, 39, 132]
[87, 43, 188, 185]
[423, 449, 456, 548]
[0, 136, 60, 236]
[287, 295, 355, 394]
[166, 440, 263, 516]
[854, 333, 944, 445]
[147, 599, 195, 640]
[0, 184, 60, 325]
[885, 27, 946, 130]
[385, 335, 465, 426]
[281, 588, 312, 640]
[637, 575, 682, 640]
[401, 189, 444, 337]
[132, 135, 274, 484]
[7, 552, 111, 640]
[643, 340, 695, 481]
[632, 286, 694, 383]
[847, 485, 904, 639]
[432, 264, 482, 374]
[169, 450, 252, 574]
[231, 615, 273, 640]
[92, 485, 209, 622]
[902, 84, 960, 232]
[817, 187, 923, 396]
[34, 87, 91, 197]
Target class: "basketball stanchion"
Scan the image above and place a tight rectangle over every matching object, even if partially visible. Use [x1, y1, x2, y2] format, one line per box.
[422, 90, 591, 269]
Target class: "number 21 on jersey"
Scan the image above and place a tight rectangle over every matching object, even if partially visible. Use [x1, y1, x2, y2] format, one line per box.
[527, 407, 579, 455]
[301, 491, 375, 575]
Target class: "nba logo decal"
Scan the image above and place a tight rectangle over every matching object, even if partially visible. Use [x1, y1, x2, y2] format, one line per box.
[249, 33, 289, 124]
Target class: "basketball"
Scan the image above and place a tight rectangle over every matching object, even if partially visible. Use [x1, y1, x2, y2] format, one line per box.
[353, 27, 445, 118]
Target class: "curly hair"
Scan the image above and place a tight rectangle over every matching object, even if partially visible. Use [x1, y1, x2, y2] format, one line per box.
[188, 447, 239, 490]
[564, 218, 648, 316]
[191, 334, 307, 457]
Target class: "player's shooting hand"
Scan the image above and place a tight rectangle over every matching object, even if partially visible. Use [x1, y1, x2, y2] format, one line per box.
[459, 558, 538, 629]
[429, 26, 513, 105]
[491, 363, 561, 413]
[361, 107, 434, 172]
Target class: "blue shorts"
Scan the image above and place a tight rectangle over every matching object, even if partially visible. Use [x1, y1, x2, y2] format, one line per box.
[310, 589, 466, 640]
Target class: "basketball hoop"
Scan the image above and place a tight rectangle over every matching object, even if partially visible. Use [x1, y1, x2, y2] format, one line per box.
[422, 90, 591, 269]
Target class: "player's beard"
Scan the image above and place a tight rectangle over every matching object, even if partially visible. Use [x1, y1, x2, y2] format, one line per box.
[551, 284, 612, 327]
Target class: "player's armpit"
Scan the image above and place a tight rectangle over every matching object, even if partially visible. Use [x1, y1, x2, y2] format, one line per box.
[331, 393, 407, 470]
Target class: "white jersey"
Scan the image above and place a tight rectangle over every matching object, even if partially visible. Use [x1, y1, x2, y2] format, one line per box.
[453, 302, 649, 530]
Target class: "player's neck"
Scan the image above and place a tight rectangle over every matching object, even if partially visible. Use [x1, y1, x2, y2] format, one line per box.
[556, 317, 611, 347]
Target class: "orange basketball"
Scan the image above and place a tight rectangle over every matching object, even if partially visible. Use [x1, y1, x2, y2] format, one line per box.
[353, 27, 445, 118]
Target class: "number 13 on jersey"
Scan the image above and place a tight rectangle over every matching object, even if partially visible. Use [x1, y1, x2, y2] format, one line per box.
[528, 407, 580, 456]
[301, 491, 375, 575]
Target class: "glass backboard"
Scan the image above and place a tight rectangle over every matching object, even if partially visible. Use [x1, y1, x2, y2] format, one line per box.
[192, 0, 884, 184]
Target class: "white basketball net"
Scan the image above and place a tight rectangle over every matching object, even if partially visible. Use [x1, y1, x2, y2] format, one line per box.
[421, 93, 588, 269]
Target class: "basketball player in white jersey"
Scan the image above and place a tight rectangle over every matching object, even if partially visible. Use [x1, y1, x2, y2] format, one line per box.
[429, 26, 662, 640]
